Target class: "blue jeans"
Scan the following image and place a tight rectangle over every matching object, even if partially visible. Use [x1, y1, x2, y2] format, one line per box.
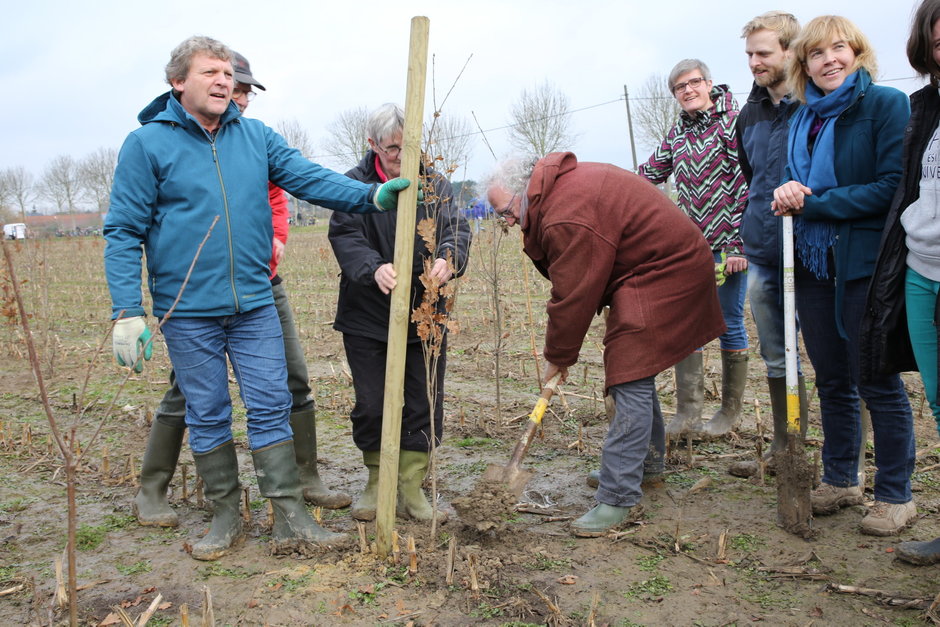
[161, 304, 293, 454]
[905, 267, 940, 438]
[796, 261, 915, 503]
[748, 260, 802, 378]
[596, 376, 664, 507]
[715, 252, 748, 351]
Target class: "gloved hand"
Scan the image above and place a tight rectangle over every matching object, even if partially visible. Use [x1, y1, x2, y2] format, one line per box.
[113, 316, 153, 373]
[715, 251, 728, 287]
[374, 178, 424, 211]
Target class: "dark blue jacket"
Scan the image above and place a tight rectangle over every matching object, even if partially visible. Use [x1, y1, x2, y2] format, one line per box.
[736, 82, 799, 267]
[105, 92, 378, 319]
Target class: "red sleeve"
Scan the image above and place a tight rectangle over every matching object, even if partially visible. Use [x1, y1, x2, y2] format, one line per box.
[268, 183, 289, 278]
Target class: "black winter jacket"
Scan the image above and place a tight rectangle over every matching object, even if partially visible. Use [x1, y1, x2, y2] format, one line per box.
[861, 85, 940, 381]
[736, 82, 799, 267]
[329, 152, 471, 342]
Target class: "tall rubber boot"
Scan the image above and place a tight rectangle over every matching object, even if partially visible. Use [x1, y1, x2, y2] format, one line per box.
[397, 450, 448, 523]
[665, 352, 704, 436]
[289, 409, 352, 509]
[698, 351, 748, 437]
[134, 419, 186, 527]
[728, 376, 807, 477]
[191, 441, 244, 561]
[252, 440, 349, 554]
[350, 450, 380, 521]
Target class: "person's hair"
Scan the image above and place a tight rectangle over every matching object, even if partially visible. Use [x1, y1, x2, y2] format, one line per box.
[483, 157, 537, 198]
[165, 36, 233, 85]
[667, 59, 711, 92]
[741, 10, 800, 50]
[786, 15, 878, 102]
[908, 0, 940, 85]
[367, 103, 405, 144]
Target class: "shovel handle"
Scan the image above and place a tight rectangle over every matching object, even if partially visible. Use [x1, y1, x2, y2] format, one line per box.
[505, 373, 562, 470]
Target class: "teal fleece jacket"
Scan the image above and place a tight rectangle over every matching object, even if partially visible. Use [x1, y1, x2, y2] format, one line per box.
[105, 92, 378, 319]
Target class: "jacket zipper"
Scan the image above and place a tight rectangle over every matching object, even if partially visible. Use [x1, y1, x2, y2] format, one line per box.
[210, 136, 239, 313]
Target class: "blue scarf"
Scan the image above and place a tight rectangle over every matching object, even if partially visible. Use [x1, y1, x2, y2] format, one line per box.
[787, 70, 861, 278]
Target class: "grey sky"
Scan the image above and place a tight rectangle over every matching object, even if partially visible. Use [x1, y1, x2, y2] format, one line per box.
[0, 0, 924, 198]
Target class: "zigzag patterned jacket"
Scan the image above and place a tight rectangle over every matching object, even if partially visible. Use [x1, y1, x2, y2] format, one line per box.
[639, 85, 748, 256]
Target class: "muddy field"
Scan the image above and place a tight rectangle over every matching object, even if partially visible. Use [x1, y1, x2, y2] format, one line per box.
[1, 227, 939, 626]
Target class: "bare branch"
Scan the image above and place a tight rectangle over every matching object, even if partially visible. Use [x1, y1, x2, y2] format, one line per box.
[508, 81, 577, 159]
[633, 74, 680, 150]
[320, 106, 370, 170]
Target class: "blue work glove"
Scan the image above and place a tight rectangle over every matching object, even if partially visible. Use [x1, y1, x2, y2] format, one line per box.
[113, 316, 153, 373]
[374, 178, 423, 211]
[715, 251, 728, 287]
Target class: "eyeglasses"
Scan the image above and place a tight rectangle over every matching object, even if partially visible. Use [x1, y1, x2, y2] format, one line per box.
[376, 143, 402, 158]
[495, 193, 517, 219]
[232, 88, 256, 101]
[672, 76, 707, 94]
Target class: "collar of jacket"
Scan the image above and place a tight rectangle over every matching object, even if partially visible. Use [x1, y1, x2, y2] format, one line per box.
[137, 90, 242, 133]
[679, 84, 736, 127]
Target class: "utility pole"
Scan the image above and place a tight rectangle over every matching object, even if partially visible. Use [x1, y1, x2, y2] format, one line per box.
[623, 84, 639, 172]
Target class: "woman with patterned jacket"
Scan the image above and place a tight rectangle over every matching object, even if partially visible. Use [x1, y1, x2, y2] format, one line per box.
[639, 58, 750, 440]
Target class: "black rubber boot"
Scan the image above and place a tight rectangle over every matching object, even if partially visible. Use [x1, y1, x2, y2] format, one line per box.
[191, 441, 244, 561]
[350, 450, 380, 521]
[571, 504, 632, 537]
[289, 408, 352, 509]
[252, 440, 349, 554]
[897, 537, 940, 565]
[698, 351, 749, 437]
[397, 450, 448, 523]
[666, 352, 704, 436]
[134, 419, 185, 527]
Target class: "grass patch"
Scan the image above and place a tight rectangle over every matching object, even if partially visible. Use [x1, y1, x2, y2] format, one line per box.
[75, 524, 108, 551]
[453, 436, 501, 449]
[526, 553, 571, 571]
[730, 533, 765, 552]
[268, 570, 314, 593]
[198, 564, 258, 580]
[636, 553, 666, 572]
[348, 582, 386, 606]
[116, 560, 152, 576]
[624, 575, 672, 600]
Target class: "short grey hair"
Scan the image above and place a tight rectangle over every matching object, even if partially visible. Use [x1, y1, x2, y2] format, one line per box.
[367, 103, 405, 144]
[667, 58, 711, 92]
[165, 35, 233, 85]
[483, 157, 537, 198]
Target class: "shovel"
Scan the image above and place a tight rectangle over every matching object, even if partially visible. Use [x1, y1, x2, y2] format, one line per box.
[480, 373, 562, 497]
[775, 215, 816, 538]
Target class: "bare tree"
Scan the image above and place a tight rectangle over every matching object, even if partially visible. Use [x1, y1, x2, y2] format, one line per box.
[508, 81, 577, 158]
[277, 119, 314, 158]
[633, 74, 681, 152]
[41, 155, 83, 214]
[320, 106, 370, 170]
[79, 147, 117, 214]
[4, 166, 35, 222]
[424, 113, 474, 180]
[0, 171, 13, 224]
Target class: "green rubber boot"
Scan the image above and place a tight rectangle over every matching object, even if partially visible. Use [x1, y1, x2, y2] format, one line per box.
[666, 352, 704, 436]
[350, 451, 380, 521]
[397, 450, 447, 523]
[191, 441, 244, 561]
[134, 419, 185, 527]
[698, 351, 749, 437]
[252, 440, 349, 554]
[571, 503, 632, 537]
[289, 409, 352, 509]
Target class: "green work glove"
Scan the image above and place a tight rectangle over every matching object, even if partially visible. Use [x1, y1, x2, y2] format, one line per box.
[715, 251, 728, 287]
[373, 178, 423, 211]
[113, 316, 153, 373]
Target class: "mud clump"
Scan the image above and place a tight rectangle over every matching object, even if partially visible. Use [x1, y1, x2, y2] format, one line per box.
[452, 480, 518, 532]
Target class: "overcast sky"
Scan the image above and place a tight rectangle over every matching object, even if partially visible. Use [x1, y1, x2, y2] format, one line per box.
[0, 0, 925, 200]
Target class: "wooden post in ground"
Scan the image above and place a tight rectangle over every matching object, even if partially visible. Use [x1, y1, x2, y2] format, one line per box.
[375, 15, 430, 559]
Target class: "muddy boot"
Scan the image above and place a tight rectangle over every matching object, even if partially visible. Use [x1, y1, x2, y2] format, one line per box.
[897, 537, 940, 565]
[728, 376, 807, 477]
[289, 409, 351, 509]
[134, 419, 185, 527]
[586, 469, 663, 489]
[571, 503, 632, 537]
[252, 440, 349, 553]
[191, 441, 244, 561]
[698, 351, 748, 437]
[350, 451, 380, 521]
[397, 450, 447, 523]
[666, 352, 704, 436]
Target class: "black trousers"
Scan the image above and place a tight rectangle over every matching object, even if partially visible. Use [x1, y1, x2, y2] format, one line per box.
[342, 333, 446, 452]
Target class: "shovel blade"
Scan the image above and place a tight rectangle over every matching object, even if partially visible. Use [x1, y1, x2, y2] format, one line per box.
[479, 463, 534, 498]
[775, 434, 816, 539]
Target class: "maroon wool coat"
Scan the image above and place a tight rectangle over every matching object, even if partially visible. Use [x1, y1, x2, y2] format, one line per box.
[522, 152, 726, 389]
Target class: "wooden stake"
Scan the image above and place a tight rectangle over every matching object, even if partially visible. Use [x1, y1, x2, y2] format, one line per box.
[407, 534, 418, 574]
[445, 535, 457, 585]
[356, 522, 369, 554]
[101, 444, 109, 478]
[716, 529, 728, 562]
[136, 592, 163, 626]
[181, 463, 189, 501]
[392, 530, 401, 565]
[467, 553, 480, 597]
[202, 585, 214, 626]
[54, 556, 67, 609]
[376, 15, 430, 559]
[179, 603, 189, 627]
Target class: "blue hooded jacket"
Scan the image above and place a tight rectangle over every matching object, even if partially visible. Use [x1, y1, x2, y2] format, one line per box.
[105, 92, 378, 319]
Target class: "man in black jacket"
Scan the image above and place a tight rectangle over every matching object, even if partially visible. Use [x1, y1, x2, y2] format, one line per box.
[329, 103, 472, 523]
[731, 11, 806, 477]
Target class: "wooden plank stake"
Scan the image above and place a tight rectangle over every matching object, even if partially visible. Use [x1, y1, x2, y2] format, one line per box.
[375, 15, 430, 559]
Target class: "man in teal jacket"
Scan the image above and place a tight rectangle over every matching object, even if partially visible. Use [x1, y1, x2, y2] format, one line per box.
[104, 35, 412, 560]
